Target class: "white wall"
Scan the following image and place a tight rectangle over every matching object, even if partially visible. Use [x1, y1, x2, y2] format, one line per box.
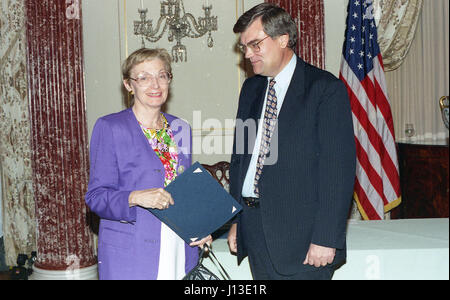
[82, 0, 349, 164]
[82, 0, 125, 136]
[324, 0, 348, 76]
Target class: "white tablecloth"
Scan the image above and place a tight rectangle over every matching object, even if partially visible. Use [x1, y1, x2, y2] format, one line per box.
[205, 218, 449, 280]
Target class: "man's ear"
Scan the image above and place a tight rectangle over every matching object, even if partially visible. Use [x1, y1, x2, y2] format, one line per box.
[279, 34, 289, 48]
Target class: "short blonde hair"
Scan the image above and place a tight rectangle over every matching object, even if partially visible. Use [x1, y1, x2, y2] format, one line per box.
[122, 48, 172, 80]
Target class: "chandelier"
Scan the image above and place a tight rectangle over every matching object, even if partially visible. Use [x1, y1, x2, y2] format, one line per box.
[134, 0, 218, 62]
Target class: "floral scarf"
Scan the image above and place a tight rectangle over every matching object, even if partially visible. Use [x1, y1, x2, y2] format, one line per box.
[139, 114, 178, 186]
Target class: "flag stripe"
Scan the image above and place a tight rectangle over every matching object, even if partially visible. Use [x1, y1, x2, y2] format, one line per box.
[341, 57, 398, 173]
[354, 136, 389, 205]
[351, 109, 398, 202]
[342, 72, 401, 214]
[341, 72, 399, 197]
[352, 82, 400, 197]
[351, 108, 399, 205]
[373, 55, 396, 139]
[354, 178, 382, 220]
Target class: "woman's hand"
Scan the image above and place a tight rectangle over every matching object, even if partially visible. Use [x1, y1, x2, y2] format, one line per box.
[190, 235, 212, 249]
[129, 188, 174, 210]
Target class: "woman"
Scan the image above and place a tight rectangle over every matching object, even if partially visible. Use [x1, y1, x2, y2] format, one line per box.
[85, 48, 211, 280]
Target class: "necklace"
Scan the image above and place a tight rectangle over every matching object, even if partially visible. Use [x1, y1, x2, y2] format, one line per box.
[134, 109, 166, 130]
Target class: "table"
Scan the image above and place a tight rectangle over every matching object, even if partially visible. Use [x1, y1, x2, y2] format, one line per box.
[205, 218, 449, 280]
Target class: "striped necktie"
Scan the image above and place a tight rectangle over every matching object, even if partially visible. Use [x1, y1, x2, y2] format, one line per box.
[253, 79, 277, 197]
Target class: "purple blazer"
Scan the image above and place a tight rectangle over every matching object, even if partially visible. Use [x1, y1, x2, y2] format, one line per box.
[85, 108, 198, 280]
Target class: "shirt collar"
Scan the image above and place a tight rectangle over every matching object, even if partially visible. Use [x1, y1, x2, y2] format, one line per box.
[269, 54, 297, 90]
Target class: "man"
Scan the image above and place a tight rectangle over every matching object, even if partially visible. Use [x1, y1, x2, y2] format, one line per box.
[227, 3, 356, 280]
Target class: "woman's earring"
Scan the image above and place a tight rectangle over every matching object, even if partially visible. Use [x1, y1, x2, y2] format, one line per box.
[129, 90, 134, 95]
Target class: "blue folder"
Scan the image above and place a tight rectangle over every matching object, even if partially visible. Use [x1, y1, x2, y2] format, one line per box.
[147, 161, 242, 245]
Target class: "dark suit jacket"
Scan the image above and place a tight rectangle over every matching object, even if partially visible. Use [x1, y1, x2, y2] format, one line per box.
[229, 56, 356, 275]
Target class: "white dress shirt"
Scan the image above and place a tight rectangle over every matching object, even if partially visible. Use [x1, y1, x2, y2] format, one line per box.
[241, 54, 297, 197]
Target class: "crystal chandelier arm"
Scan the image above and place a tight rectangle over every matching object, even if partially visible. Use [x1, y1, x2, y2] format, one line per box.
[182, 13, 208, 38]
[140, 16, 169, 43]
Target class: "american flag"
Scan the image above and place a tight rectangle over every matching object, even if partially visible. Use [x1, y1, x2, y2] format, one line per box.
[339, 0, 401, 220]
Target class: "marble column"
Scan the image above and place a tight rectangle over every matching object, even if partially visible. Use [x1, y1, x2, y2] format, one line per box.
[24, 0, 97, 279]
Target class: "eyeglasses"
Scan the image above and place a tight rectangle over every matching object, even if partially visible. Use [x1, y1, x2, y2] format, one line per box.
[237, 36, 270, 54]
[129, 71, 173, 87]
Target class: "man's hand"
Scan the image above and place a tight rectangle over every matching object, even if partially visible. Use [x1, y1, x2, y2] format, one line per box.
[303, 243, 336, 268]
[190, 235, 212, 249]
[227, 223, 237, 254]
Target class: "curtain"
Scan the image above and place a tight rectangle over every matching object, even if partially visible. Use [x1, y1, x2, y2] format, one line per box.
[266, 0, 325, 70]
[374, 0, 423, 71]
[0, 0, 37, 266]
[384, 0, 449, 141]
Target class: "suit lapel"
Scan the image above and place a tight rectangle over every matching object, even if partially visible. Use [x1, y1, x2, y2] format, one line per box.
[125, 108, 164, 169]
[277, 57, 306, 121]
[244, 76, 267, 122]
[239, 76, 267, 179]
